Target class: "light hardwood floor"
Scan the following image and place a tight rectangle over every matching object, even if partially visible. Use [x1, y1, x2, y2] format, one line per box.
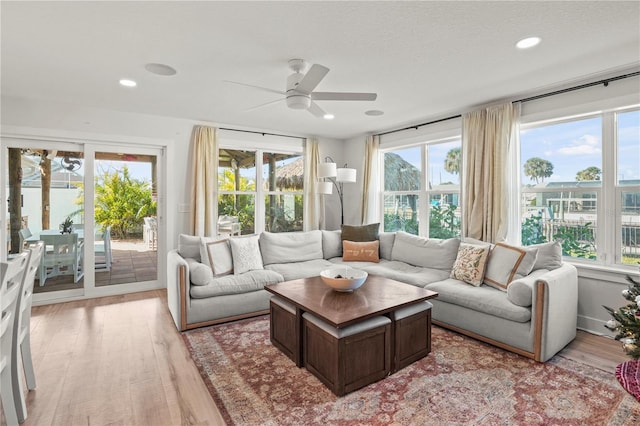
[2, 290, 629, 426]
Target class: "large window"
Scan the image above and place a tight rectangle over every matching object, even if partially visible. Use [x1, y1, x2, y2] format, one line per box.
[520, 108, 639, 267]
[382, 139, 461, 237]
[218, 148, 303, 234]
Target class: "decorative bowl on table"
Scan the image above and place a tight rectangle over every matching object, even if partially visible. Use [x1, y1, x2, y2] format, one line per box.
[320, 267, 368, 292]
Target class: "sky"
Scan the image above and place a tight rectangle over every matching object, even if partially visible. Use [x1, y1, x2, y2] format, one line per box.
[521, 110, 639, 184]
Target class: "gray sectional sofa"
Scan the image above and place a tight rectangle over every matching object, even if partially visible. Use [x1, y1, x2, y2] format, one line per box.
[167, 229, 578, 362]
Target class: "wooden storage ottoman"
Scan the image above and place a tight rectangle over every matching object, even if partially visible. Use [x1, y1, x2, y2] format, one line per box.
[302, 312, 391, 396]
[269, 296, 300, 365]
[390, 301, 432, 372]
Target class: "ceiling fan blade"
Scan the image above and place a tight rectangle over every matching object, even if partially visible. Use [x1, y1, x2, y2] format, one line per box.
[245, 98, 284, 112]
[308, 101, 327, 118]
[311, 92, 377, 101]
[223, 80, 285, 96]
[295, 64, 329, 94]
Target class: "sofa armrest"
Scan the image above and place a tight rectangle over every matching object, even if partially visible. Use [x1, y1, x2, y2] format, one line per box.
[531, 263, 578, 361]
[167, 249, 190, 331]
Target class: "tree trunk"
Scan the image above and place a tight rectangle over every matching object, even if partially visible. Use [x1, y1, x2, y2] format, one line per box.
[41, 155, 51, 230]
[8, 148, 22, 254]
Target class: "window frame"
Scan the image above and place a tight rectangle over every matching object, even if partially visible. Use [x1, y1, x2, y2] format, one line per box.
[380, 136, 462, 237]
[518, 106, 640, 269]
[217, 143, 303, 234]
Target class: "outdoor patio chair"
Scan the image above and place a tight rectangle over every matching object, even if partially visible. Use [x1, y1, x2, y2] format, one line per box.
[18, 228, 32, 249]
[144, 217, 158, 250]
[0, 250, 29, 426]
[94, 226, 112, 271]
[218, 215, 241, 236]
[40, 233, 84, 283]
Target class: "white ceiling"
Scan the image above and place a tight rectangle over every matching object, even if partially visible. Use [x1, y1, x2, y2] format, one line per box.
[2, 1, 639, 139]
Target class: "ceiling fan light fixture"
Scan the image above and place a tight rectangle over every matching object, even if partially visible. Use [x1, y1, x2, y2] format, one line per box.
[286, 94, 311, 110]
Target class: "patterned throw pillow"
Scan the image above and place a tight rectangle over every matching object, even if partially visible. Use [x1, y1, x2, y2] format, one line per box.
[342, 240, 380, 263]
[450, 243, 491, 286]
[229, 235, 264, 275]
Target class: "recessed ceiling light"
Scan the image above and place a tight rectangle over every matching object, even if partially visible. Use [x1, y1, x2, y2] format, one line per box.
[323, 113, 335, 120]
[365, 110, 384, 116]
[145, 63, 177, 76]
[119, 79, 137, 87]
[516, 37, 541, 49]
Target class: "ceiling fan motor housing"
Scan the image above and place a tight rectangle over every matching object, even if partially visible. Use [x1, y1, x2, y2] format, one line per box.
[286, 72, 311, 109]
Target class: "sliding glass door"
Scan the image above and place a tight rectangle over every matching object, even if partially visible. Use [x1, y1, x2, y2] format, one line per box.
[2, 139, 164, 302]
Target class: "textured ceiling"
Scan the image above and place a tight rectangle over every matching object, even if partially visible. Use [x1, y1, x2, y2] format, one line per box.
[1, 1, 639, 139]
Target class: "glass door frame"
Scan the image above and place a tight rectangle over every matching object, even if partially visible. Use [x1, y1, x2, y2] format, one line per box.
[1, 137, 166, 304]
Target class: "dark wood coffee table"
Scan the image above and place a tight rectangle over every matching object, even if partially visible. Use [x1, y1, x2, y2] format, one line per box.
[265, 275, 438, 373]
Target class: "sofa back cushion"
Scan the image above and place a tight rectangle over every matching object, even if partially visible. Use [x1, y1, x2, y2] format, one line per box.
[528, 240, 563, 271]
[260, 230, 323, 265]
[322, 230, 343, 259]
[178, 234, 202, 261]
[379, 232, 396, 260]
[391, 231, 460, 270]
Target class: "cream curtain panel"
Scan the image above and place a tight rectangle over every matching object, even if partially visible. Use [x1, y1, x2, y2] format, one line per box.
[191, 125, 219, 237]
[361, 135, 380, 225]
[303, 138, 322, 230]
[462, 103, 520, 243]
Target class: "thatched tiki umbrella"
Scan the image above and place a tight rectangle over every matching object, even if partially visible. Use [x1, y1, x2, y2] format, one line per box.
[383, 152, 421, 221]
[274, 157, 304, 190]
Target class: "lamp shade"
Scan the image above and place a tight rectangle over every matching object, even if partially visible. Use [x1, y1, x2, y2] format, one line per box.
[318, 162, 337, 178]
[317, 181, 333, 194]
[336, 168, 356, 183]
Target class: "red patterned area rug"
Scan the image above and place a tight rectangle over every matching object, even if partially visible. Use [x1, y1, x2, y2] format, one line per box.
[182, 316, 640, 425]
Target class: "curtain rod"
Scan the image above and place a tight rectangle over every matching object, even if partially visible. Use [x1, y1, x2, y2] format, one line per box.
[219, 127, 304, 140]
[374, 70, 640, 138]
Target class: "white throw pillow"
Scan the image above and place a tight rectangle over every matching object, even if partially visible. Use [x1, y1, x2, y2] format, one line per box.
[229, 235, 264, 275]
[205, 239, 234, 276]
[484, 243, 527, 291]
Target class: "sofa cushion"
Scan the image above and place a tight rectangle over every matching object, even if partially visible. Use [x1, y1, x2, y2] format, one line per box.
[341, 223, 379, 242]
[260, 230, 323, 265]
[322, 230, 343, 259]
[230, 235, 264, 274]
[204, 239, 234, 276]
[391, 232, 460, 270]
[337, 259, 450, 287]
[342, 240, 380, 263]
[185, 258, 214, 286]
[379, 232, 395, 260]
[265, 259, 335, 281]
[529, 240, 563, 271]
[426, 279, 532, 323]
[190, 269, 284, 298]
[507, 269, 550, 307]
[450, 243, 491, 286]
[484, 243, 527, 291]
[179, 234, 202, 261]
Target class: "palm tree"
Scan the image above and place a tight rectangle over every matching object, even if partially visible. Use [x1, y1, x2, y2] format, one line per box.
[444, 147, 461, 175]
[576, 166, 601, 181]
[524, 157, 554, 184]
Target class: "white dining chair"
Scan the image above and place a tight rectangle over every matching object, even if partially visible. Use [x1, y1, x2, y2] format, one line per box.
[40, 233, 84, 283]
[0, 250, 29, 426]
[94, 226, 112, 271]
[11, 241, 44, 422]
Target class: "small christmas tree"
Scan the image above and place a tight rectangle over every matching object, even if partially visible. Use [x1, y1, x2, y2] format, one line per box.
[603, 275, 640, 360]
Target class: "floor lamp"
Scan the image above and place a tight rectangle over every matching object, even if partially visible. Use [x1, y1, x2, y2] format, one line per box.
[317, 157, 357, 226]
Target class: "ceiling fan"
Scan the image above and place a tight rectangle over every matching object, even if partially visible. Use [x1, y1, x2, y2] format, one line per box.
[226, 59, 377, 118]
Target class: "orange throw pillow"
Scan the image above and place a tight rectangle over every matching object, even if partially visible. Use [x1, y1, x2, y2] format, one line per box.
[342, 240, 380, 263]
